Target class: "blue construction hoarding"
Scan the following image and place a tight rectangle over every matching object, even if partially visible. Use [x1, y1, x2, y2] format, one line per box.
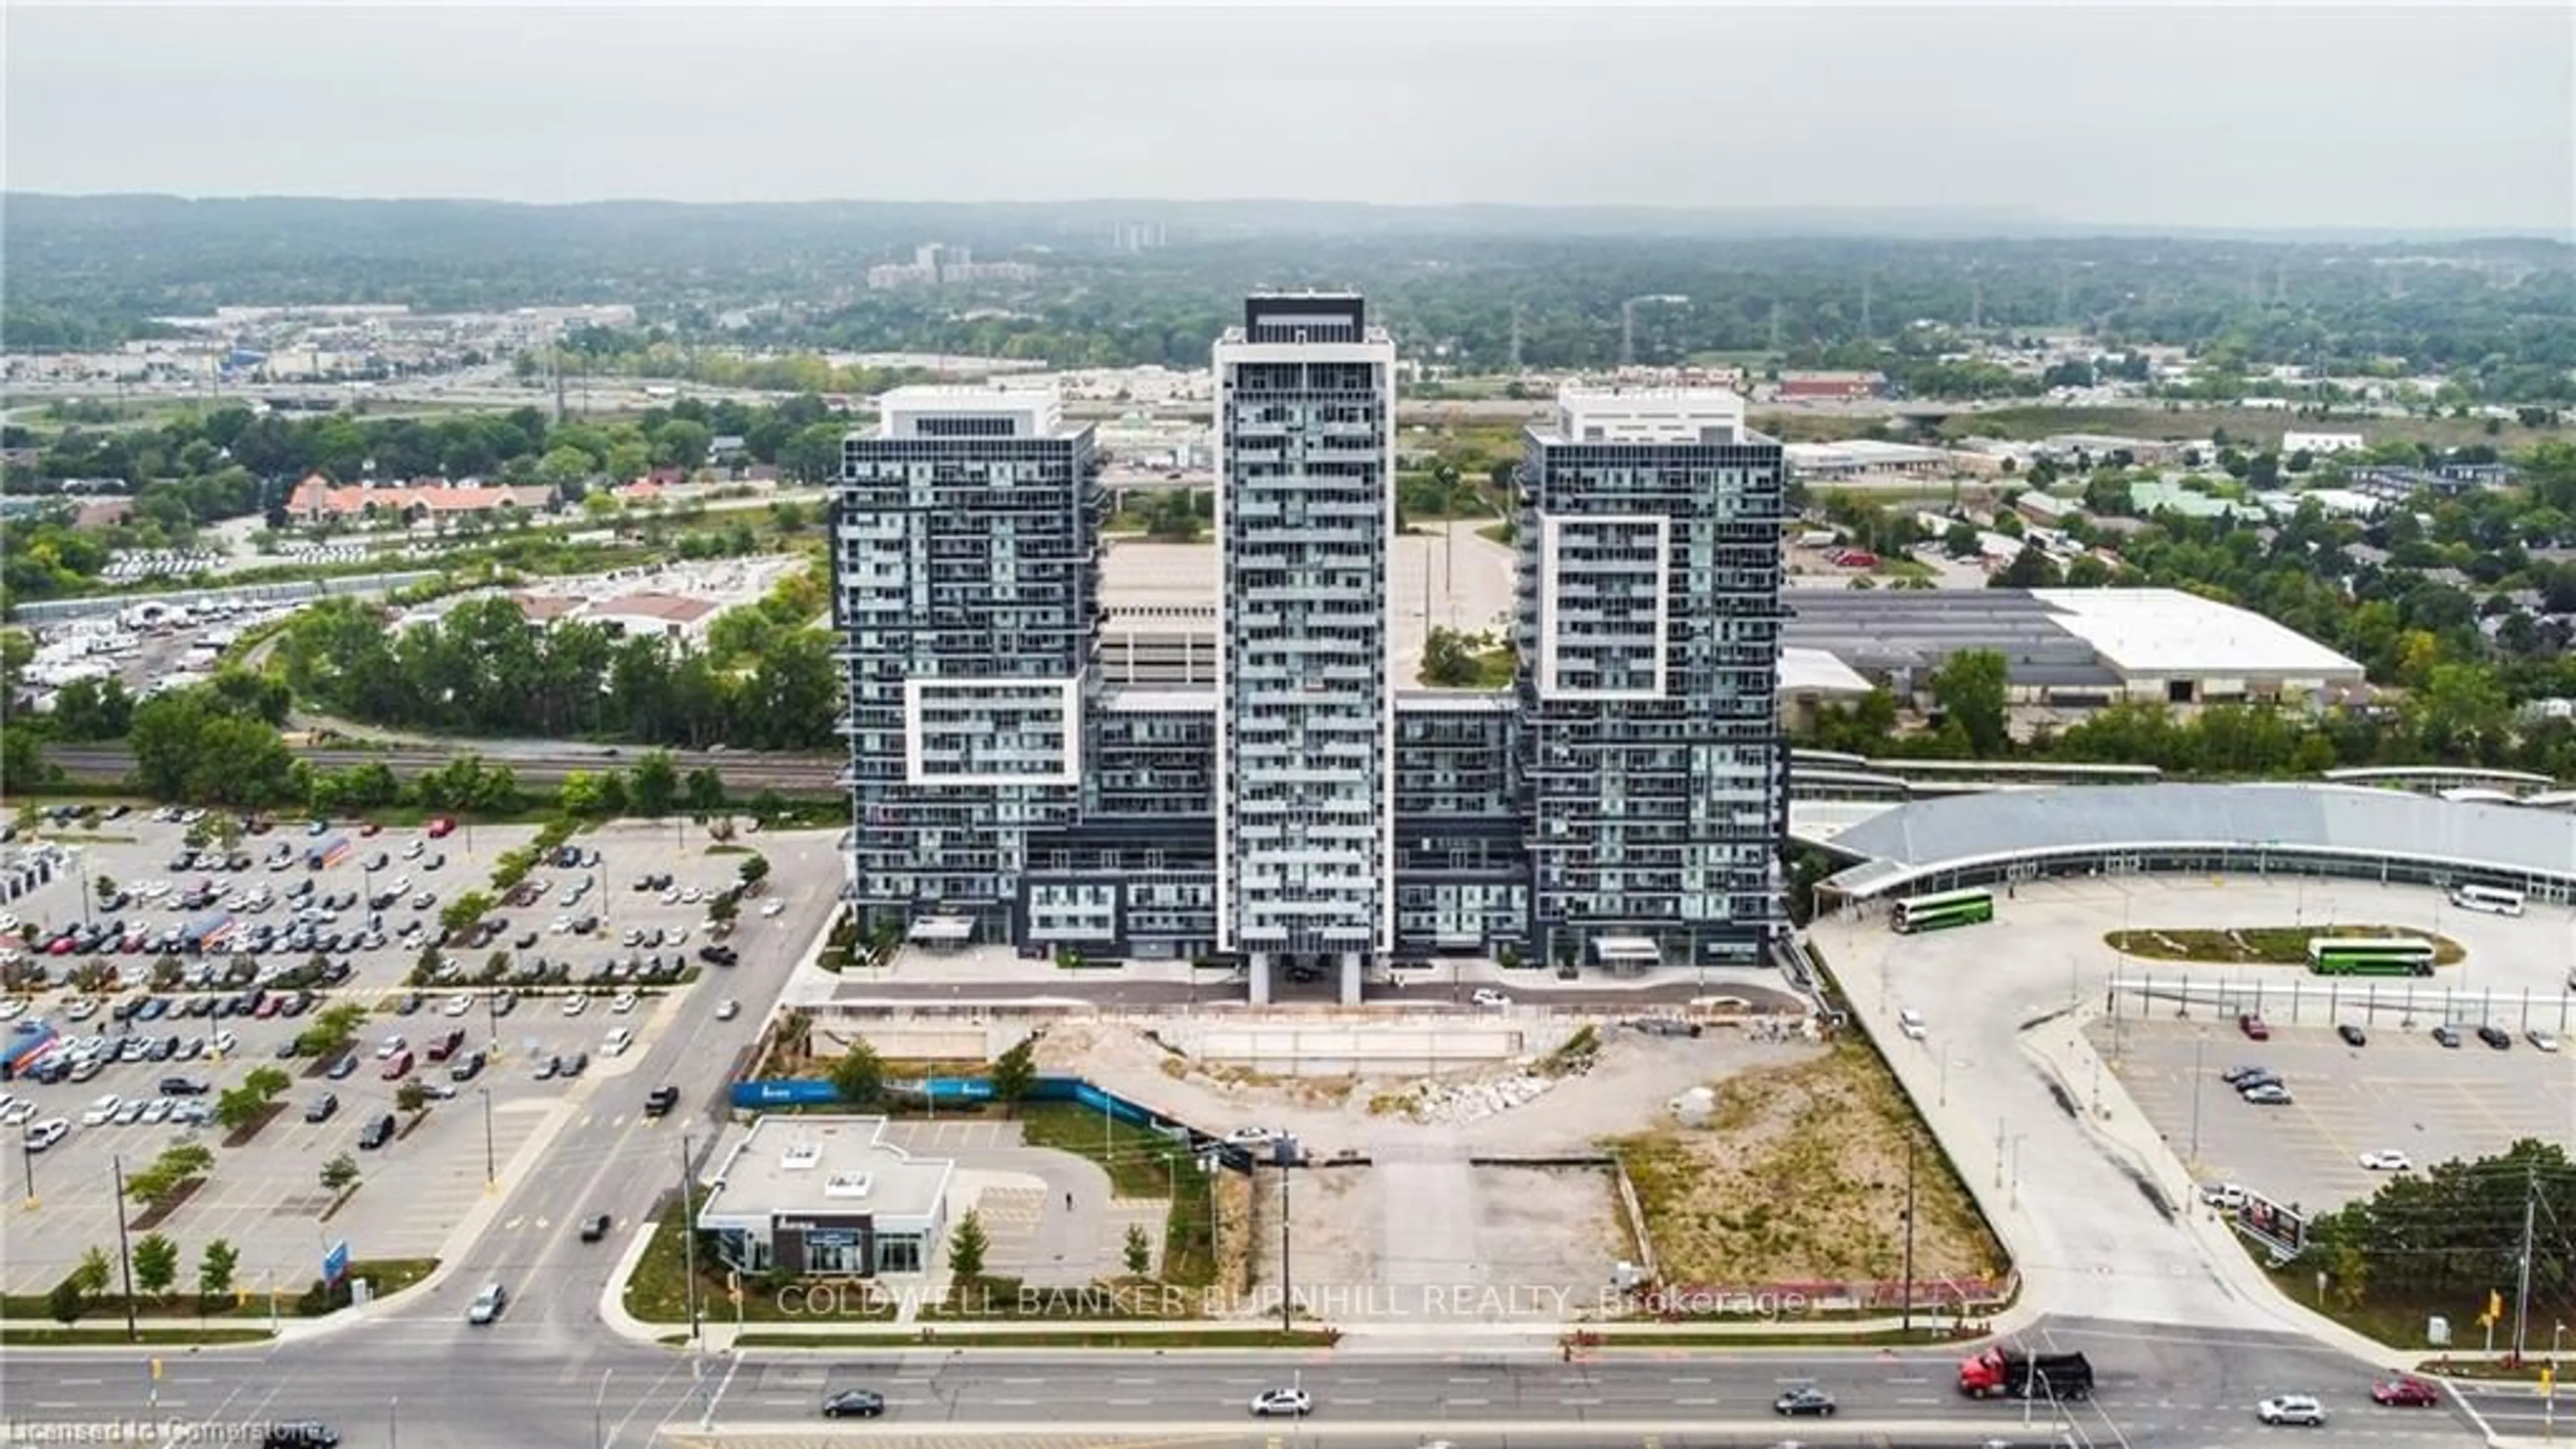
[724, 1075, 1253, 1169]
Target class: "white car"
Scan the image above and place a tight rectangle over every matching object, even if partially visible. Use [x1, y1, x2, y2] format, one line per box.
[140, 1098, 175, 1125]
[2359, 1150, 2414, 1171]
[1471, 988, 1512, 1008]
[0, 999, 24, 1021]
[610, 991, 638, 1015]
[374, 1034, 407, 1060]
[1228, 1126, 1280, 1145]
[714, 1000, 741, 1022]
[64, 998, 100, 1022]
[80, 1094, 123, 1126]
[659, 888, 681, 906]
[665, 927, 689, 946]
[761, 898, 785, 918]
[2198, 1182, 2248, 1210]
[1898, 1010, 1928, 1040]
[1249, 1387, 1312, 1418]
[682, 887, 704, 904]
[25, 1118, 70, 1152]
[403, 840, 425, 860]
[562, 994, 588, 1017]
[601, 1028, 634, 1057]
[2257, 1395, 2327, 1426]
[444, 994, 476, 1018]
[550, 916, 573, 934]
[2528, 1029, 2561, 1054]
[0, 1100, 36, 1128]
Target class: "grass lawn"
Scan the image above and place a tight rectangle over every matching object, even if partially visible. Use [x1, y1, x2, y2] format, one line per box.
[0, 1326, 274, 1346]
[620, 1194, 895, 1325]
[2106, 926, 2463, 967]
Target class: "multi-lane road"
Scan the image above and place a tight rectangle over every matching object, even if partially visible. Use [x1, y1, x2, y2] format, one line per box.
[0, 1316, 2526, 1446]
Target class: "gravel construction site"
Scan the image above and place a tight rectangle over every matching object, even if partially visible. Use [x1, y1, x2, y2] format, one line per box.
[1007, 1017, 1965, 1322]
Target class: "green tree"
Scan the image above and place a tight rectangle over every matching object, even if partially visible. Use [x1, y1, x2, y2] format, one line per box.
[990, 1036, 1038, 1118]
[319, 1152, 359, 1193]
[48, 1277, 85, 1326]
[1929, 647, 2012, 757]
[437, 890, 496, 939]
[71, 1245, 113, 1297]
[737, 854, 770, 892]
[629, 750, 680, 816]
[682, 766, 727, 814]
[830, 1040, 884, 1109]
[948, 1209, 988, 1279]
[1421, 627, 1479, 688]
[132, 1232, 179, 1299]
[1122, 1222, 1152, 1277]
[198, 1239, 239, 1306]
[294, 1000, 370, 1060]
[395, 1079, 429, 1114]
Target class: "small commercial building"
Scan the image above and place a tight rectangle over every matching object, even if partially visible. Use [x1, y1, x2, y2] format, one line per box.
[697, 1116, 955, 1279]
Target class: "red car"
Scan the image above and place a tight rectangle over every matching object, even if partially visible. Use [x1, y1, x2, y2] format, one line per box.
[2371, 1377, 2439, 1407]
[360, 822, 383, 837]
[426, 817, 456, 840]
[2238, 1012, 2271, 1041]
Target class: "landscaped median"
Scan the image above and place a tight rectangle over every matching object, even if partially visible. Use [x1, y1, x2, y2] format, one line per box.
[0, 1256, 435, 1344]
[2104, 924, 2463, 966]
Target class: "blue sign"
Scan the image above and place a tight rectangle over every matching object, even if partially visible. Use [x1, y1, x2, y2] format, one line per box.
[919, 1078, 993, 1102]
[321, 1239, 350, 1287]
[729, 1080, 839, 1108]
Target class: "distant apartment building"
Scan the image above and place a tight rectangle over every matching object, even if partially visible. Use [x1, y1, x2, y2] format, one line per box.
[833, 386, 1104, 942]
[2281, 431, 2367, 456]
[1517, 389, 1788, 973]
[284, 475, 551, 523]
[865, 244, 1042, 291]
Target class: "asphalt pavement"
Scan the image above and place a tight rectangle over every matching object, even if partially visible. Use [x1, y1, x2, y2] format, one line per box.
[0, 1322, 2501, 1448]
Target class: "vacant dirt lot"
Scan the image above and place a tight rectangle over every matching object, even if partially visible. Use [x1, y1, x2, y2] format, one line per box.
[1028, 1020, 1997, 1319]
[1609, 1038, 2002, 1290]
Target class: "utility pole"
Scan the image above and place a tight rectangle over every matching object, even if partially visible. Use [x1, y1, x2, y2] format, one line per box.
[1277, 1146, 1293, 1334]
[2514, 1162, 2540, 1363]
[1900, 1136, 1918, 1334]
[1860, 276, 1873, 341]
[111, 1156, 140, 1342]
[1508, 303, 1524, 374]
[680, 1132, 703, 1348]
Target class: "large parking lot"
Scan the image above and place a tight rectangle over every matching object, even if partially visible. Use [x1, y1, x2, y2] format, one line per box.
[2102, 1015, 2576, 1214]
[0, 803, 796, 1295]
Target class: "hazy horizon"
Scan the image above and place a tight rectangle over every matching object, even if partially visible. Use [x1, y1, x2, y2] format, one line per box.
[6, 4, 2573, 237]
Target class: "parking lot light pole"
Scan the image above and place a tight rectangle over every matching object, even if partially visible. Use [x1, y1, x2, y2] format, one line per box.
[20, 1136, 36, 1210]
[479, 1087, 496, 1191]
[110, 1155, 140, 1341]
[2188, 1034, 2206, 1167]
[679, 1131, 704, 1348]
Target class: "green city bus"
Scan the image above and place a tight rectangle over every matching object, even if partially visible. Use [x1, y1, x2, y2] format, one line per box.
[2304, 937, 2436, 977]
[1890, 888, 1996, 934]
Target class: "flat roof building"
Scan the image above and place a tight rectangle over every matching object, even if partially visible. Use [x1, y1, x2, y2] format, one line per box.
[697, 1115, 955, 1279]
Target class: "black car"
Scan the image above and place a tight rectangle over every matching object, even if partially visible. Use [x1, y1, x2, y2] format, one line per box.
[263, 1425, 340, 1449]
[450, 1051, 486, 1083]
[1774, 1387, 1836, 1417]
[2432, 1024, 2463, 1049]
[643, 1086, 680, 1118]
[305, 1093, 339, 1123]
[160, 1076, 209, 1096]
[357, 1113, 396, 1150]
[2478, 1024, 2513, 1050]
[2337, 1024, 2367, 1047]
[822, 1389, 886, 1419]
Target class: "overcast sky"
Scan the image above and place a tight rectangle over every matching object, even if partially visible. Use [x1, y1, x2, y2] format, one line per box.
[7, 3, 2571, 233]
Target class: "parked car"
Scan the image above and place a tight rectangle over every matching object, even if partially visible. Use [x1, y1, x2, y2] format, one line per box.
[2237, 1013, 2271, 1041]
[2359, 1150, 2413, 1172]
[305, 1093, 338, 1123]
[2528, 1028, 2561, 1053]
[2337, 1024, 2367, 1047]
[2432, 1024, 2463, 1049]
[2477, 1024, 2513, 1051]
[357, 1113, 396, 1150]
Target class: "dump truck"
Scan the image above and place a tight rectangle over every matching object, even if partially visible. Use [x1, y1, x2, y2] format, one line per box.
[1958, 1347, 2093, 1400]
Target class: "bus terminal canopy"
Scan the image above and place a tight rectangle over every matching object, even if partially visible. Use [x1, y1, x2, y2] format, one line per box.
[1594, 935, 1661, 972]
[1818, 782, 2576, 904]
[906, 917, 975, 945]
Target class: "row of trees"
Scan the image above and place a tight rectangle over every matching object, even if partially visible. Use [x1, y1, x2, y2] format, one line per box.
[49, 1235, 242, 1326]
[2299, 1139, 2573, 1324]
[272, 595, 834, 751]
